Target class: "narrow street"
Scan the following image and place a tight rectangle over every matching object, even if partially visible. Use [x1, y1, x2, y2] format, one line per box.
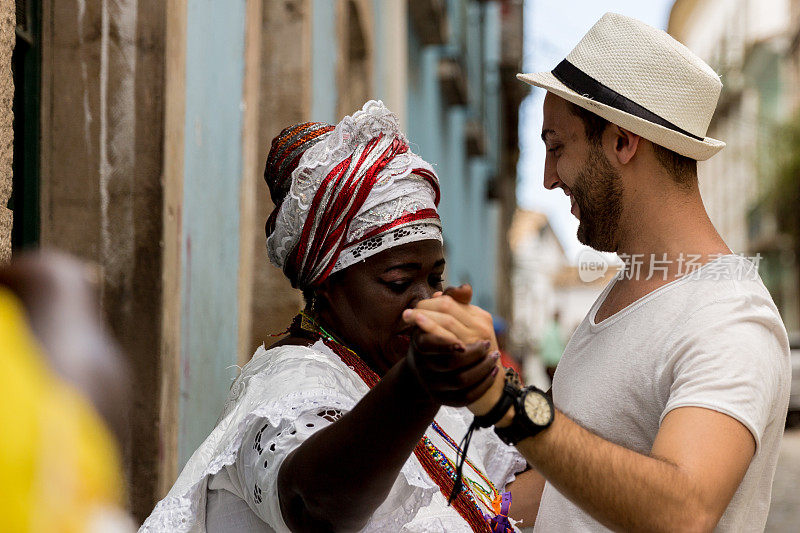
[766, 428, 800, 531]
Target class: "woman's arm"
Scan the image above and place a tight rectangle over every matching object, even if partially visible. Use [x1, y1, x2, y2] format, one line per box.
[278, 343, 497, 532]
[506, 468, 547, 528]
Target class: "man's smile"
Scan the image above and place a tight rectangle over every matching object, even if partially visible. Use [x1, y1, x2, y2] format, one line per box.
[560, 185, 580, 219]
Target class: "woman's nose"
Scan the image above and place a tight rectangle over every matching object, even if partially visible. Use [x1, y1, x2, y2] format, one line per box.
[408, 283, 435, 309]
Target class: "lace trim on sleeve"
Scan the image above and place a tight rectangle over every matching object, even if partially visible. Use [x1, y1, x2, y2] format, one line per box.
[139, 343, 445, 533]
[139, 389, 356, 533]
[476, 428, 528, 490]
[238, 404, 443, 532]
[236, 400, 352, 530]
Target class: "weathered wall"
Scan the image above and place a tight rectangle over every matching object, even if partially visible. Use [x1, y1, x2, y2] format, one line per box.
[0, 0, 13, 262]
[311, 0, 337, 123]
[39, 0, 166, 521]
[126, 4, 166, 520]
[176, 0, 254, 470]
[158, 0, 185, 501]
[336, 0, 373, 119]
[497, 0, 525, 322]
[247, 0, 311, 354]
[371, 0, 407, 126]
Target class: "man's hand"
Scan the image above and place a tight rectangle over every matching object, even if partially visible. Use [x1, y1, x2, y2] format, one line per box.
[402, 284, 498, 351]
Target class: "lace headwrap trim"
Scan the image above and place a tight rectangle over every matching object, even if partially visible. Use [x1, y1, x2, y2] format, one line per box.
[266, 100, 442, 289]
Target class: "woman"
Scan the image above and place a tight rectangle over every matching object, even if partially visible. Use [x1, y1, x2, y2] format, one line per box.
[141, 101, 528, 532]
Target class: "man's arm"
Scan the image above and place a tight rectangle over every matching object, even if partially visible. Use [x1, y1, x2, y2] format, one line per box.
[404, 292, 757, 532]
[501, 404, 755, 532]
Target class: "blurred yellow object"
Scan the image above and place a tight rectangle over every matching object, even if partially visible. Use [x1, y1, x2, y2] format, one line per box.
[0, 287, 128, 532]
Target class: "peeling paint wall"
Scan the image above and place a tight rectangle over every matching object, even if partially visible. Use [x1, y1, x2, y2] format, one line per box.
[247, 0, 310, 355]
[160, 0, 261, 500]
[176, 0, 250, 468]
[0, 0, 13, 262]
[40, 0, 166, 521]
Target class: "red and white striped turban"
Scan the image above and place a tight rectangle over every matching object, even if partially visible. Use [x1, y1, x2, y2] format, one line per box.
[265, 101, 442, 289]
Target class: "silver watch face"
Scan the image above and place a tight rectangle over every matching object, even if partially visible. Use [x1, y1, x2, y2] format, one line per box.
[523, 391, 553, 426]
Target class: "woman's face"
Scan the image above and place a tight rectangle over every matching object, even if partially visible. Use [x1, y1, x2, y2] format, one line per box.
[317, 239, 445, 374]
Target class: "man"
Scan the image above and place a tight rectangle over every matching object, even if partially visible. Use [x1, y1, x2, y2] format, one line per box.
[405, 13, 791, 531]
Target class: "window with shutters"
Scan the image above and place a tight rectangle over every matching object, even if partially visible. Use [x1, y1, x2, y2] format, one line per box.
[10, 0, 40, 250]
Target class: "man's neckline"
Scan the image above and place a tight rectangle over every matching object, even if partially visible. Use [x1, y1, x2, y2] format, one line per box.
[589, 253, 742, 329]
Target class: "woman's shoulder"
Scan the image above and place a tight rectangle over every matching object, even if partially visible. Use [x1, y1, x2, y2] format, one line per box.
[240, 339, 344, 377]
[227, 339, 371, 437]
[221, 340, 368, 417]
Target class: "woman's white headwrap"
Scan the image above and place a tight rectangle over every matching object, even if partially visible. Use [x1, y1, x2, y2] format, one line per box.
[265, 100, 442, 289]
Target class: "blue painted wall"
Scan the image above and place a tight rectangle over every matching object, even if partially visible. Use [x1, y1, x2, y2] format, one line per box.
[312, 0, 338, 124]
[403, 0, 504, 314]
[305, 1, 506, 315]
[371, 0, 387, 103]
[178, 0, 247, 468]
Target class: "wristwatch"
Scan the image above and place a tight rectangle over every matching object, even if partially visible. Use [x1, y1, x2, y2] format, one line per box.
[493, 385, 554, 446]
[471, 368, 555, 446]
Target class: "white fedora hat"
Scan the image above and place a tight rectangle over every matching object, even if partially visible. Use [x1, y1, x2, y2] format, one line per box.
[518, 12, 725, 161]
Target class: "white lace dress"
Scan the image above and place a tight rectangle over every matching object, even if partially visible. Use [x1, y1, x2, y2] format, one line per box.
[139, 341, 527, 532]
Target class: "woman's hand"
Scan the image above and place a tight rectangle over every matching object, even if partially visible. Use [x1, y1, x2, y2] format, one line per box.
[403, 284, 506, 415]
[406, 336, 500, 407]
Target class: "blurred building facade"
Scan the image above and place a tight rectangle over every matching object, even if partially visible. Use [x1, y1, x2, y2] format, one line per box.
[508, 209, 611, 385]
[669, 0, 800, 330]
[4, 0, 524, 522]
[509, 209, 566, 357]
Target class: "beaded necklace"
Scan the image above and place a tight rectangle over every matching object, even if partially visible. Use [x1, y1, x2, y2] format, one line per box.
[287, 312, 509, 533]
[431, 421, 499, 506]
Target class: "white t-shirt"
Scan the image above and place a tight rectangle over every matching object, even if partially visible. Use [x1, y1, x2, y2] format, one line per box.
[534, 255, 791, 532]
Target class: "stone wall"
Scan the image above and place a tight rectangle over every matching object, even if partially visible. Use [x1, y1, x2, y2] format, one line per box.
[0, 0, 13, 262]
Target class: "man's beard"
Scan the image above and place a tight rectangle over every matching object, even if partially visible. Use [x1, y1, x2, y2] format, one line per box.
[571, 144, 623, 252]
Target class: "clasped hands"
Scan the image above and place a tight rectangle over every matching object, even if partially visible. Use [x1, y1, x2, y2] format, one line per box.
[403, 284, 505, 415]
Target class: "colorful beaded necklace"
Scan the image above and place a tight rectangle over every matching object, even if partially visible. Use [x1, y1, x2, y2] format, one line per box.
[431, 421, 499, 506]
[286, 311, 512, 533]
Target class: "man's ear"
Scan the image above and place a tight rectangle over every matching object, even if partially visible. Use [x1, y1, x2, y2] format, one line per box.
[608, 125, 640, 165]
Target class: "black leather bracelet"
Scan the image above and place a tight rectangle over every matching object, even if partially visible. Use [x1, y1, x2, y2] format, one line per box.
[472, 384, 517, 428]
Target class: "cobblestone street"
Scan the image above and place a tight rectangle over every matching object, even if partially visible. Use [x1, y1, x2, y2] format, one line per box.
[766, 428, 800, 531]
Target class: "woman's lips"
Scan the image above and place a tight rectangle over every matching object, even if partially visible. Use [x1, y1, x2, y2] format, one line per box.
[395, 331, 412, 354]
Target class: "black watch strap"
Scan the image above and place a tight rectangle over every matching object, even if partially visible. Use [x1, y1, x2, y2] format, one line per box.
[472, 384, 517, 428]
[494, 387, 554, 446]
[494, 410, 529, 446]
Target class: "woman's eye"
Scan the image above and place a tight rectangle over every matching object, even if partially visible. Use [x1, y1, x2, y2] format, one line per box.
[547, 145, 561, 154]
[429, 275, 444, 288]
[381, 280, 411, 293]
